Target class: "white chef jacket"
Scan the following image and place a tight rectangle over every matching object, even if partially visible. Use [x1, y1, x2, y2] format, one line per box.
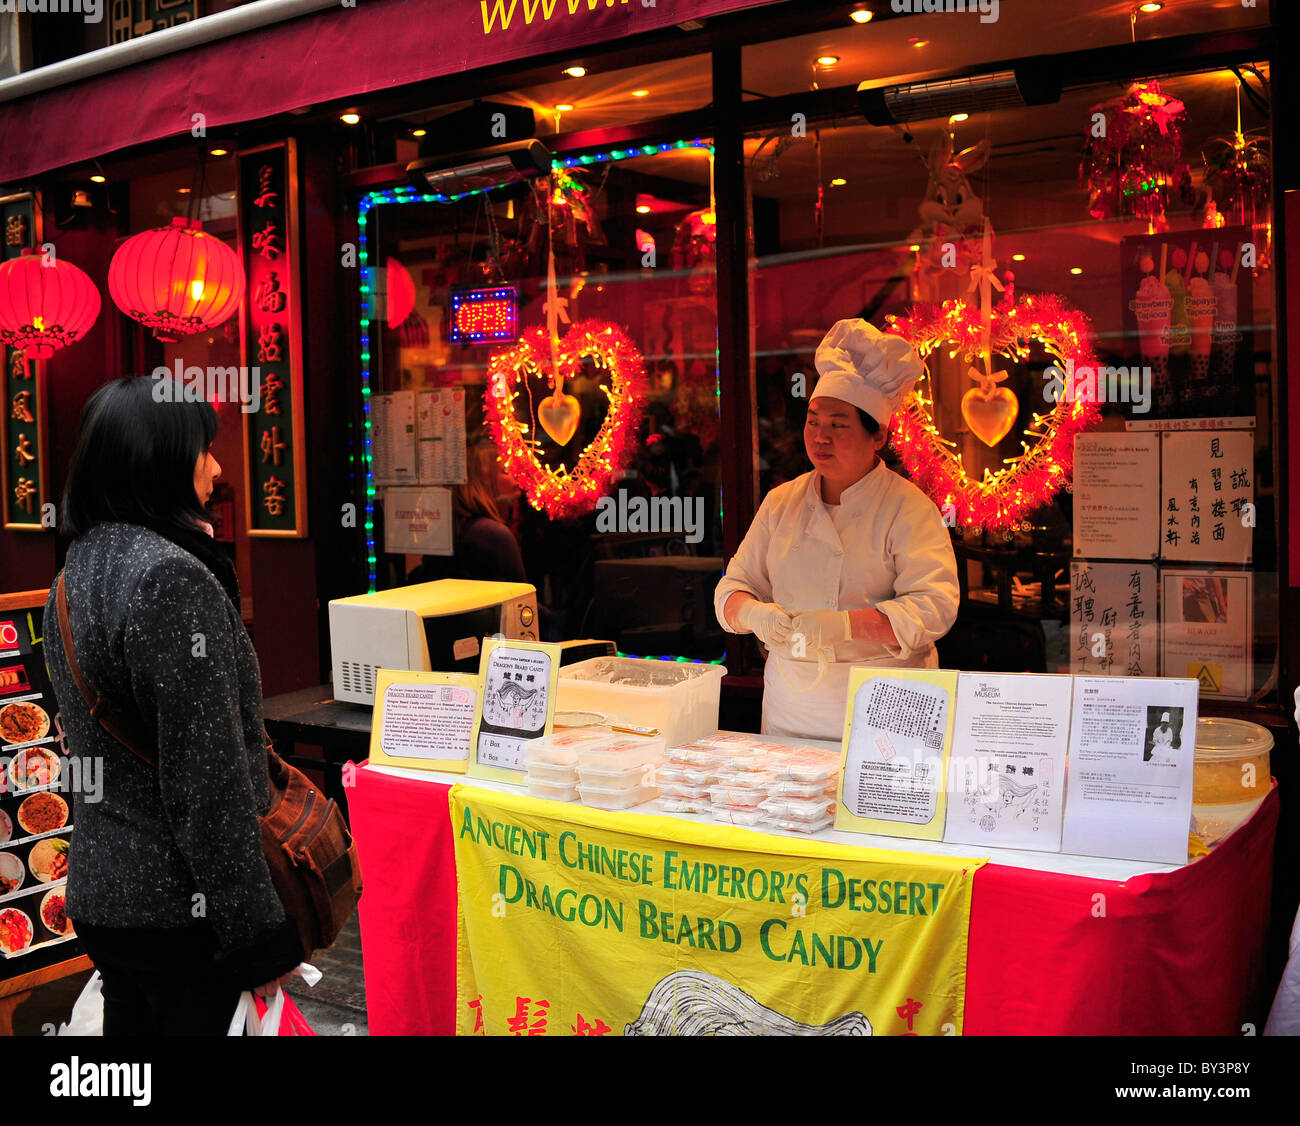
[714, 462, 960, 741]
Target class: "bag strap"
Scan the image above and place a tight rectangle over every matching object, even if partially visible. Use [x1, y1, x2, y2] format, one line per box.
[56, 571, 157, 768]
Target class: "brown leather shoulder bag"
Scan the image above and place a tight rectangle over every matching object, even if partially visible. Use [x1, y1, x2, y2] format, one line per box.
[54, 572, 362, 960]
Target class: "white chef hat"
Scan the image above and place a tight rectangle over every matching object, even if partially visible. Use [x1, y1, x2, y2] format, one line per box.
[1160, 712, 1171, 723]
[812, 318, 924, 427]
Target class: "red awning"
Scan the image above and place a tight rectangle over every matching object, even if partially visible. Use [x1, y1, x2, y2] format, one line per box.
[0, 0, 764, 184]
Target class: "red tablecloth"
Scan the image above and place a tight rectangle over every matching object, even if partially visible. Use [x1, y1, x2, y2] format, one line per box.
[349, 765, 1278, 1036]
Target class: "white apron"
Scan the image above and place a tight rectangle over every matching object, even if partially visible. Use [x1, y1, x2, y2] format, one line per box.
[715, 465, 960, 743]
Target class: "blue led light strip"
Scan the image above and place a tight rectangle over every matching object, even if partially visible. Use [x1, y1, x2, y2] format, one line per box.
[358, 138, 715, 593]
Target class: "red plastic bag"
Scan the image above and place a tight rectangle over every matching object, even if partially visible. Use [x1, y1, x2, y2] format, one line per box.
[253, 992, 317, 1036]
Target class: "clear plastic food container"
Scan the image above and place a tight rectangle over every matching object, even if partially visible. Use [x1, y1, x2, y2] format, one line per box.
[708, 783, 768, 809]
[709, 804, 767, 826]
[666, 743, 725, 767]
[759, 795, 836, 821]
[713, 767, 774, 787]
[1194, 717, 1272, 805]
[525, 776, 580, 802]
[578, 762, 655, 792]
[660, 780, 714, 799]
[767, 777, 836, 799]
[557, 657, 727, 748]
[577, 783, 657, 811]
[653, 795, 711, 814]
[656, 763, 716, 787]
[763, 812, 835, 835]
[575, 734, 665, 773]
[769, 748, 841, 783]
[523, 758, 579, 785]
[523, 729, 618, 767]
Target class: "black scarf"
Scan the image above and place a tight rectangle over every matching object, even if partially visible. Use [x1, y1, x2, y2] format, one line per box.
[153, 520, 242, 610]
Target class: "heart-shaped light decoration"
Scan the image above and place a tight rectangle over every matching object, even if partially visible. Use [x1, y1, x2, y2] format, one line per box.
[484, 321, 645, 519]
[886, 295, 1102, 532]
[538, 391, 581, 446]
[961, 364, 1019, 447]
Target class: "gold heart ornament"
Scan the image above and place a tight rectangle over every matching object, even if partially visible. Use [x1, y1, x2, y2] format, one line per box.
[538, 391, 581, 446]
[962, 365, 1019, 447]
[484, 321, 646, 519]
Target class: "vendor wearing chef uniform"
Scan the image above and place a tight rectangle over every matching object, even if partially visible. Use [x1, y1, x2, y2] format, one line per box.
[714, 318, 960, 741]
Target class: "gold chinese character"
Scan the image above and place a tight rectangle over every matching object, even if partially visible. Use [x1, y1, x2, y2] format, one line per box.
[254, 272, 287, 313]
[259, 426, 286, 466]
[13, 476, 36, 514]
[10, 350, 28, 380]
[5, 214, 28, 248]
[253, 165, 279, 209]
[252, 221, 282, 261]
[257, 322, 283, 364]
[15, 433, 35, 466]
[263, 476, 287, 517]
[11, 390, 34, 422]
[260, 373, 284, 416]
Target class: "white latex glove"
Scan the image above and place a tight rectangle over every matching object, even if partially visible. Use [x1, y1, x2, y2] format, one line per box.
[737, 600, 795, 649]
[789, 610, 852, 654]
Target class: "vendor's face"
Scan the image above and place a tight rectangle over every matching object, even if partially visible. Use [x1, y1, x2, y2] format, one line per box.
[193, 447, 221, 506]
[804, 397, 884, 484]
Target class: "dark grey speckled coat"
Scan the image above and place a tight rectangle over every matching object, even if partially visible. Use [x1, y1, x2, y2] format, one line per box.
[44, 522, 301, 986]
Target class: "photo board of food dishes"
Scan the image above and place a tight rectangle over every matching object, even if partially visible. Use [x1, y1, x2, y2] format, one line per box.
[0, 599, 79, 976]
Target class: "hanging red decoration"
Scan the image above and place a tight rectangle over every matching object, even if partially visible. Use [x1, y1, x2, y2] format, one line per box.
[108, 217, 245, 342]
[887, 295, 1102, 533]
[1080, 81, 1193, 231]
[0, 248, 101, 359]
[385, 257, 417, 329]
[484, 320, 645, 519]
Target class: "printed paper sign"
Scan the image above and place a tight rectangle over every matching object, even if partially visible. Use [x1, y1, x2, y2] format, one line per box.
[371, 391, 417, 486]
[1160, 430, 1253, 564]
[943, 673, 1072, 852]
[383, 486, 452, 556]
[1060, 676, 1199, 865]
[417, 388, 468, 485]
[1069, 561, 1158, 677]
[467, 638, 562, 784]
[1073, 433, 1160, 560]
[368, 668, 481, 774]
[1160, 569, 1253, 700]
[835, 668, 957, 841]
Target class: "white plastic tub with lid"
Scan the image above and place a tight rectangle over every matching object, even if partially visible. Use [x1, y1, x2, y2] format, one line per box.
[555, 657, 727, 748]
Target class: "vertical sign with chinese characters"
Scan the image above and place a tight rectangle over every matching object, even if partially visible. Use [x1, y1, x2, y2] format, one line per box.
[238, 142, 307, 537]
[1069, 561, 1158, 677]
[1, 192, 45, 531]
[1159, 430, 1253, 565]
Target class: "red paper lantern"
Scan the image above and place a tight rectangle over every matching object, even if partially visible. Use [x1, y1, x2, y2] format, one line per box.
[0, 247, 102, 359]
[108, 217, 245, 342]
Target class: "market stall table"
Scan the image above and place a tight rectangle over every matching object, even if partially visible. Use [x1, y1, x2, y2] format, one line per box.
[349, 747, 1278, 1036]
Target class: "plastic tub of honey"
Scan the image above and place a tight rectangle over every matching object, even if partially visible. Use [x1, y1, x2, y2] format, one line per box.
[1192, 717, 1272, 845]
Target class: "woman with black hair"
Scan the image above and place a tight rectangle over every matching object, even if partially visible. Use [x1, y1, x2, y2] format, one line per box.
[43, 375, 302, 1035]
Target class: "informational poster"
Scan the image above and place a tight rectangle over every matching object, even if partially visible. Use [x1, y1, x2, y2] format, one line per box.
[1160, 569, 1253, 700]
[835, 668, 957, 842]
[1069, 561, 1158, 677]
[453, 785, 985, 1036]
[1160, 430, 1253, 565]
[383, 486, 452, 556]
[1072, 433, 1159, 560]
[371, 390, 417, 486]
[467, 638, 562, 784]
[943, 673, 1072, 852]
[1060, 676, 1199, 865]
[368, 668, 481, 774]
[417, 388, 468, 485]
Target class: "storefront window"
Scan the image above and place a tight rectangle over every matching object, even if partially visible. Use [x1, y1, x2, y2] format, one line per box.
[744, 62, 1277, 705]
[365, 124, 724, 660]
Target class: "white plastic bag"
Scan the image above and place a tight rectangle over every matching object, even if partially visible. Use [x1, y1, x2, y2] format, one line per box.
[226, 963, 320, 1036]
[58, 971, 104, 1036]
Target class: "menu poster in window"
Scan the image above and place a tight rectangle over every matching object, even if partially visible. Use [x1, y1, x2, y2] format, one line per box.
[835, 668, 957, 841]
[383, 486, 452, 557]
[1072, 433, 1159, 560]
[1060, 676, 1199, 865]
[1160, 430, 1253, 564]
[371, 391, 417, 486]
[942, 673, 1072, 852]
[417, 388, 467, 485]
[1069, 562, 1158, 677]
[1119, 226, 1255, 423]
[1, 597, 79, 976]
[368, 668, 480, 774]
[1160, 569, 1253, 700]
[467, 638, 562, 785]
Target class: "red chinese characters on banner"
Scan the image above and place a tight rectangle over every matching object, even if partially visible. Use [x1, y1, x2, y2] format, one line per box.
[507, 996, 549, 1036]
[571, 1013, 611, 1037]
[466, 995, 485, 1036]
[896, 997, 923, 1035]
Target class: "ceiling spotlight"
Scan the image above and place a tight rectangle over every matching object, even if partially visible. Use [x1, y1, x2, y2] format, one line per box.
[830, 177, 847, 186]
[850, 7, 873, 23]
[209, 148, 229, 157]
[177, 187, 191, 194]
[555, 103, 574, 112]
[1139, 2, 1163, 11]
[908, 244, 921, 252]
[631, 89, 649, 97]
[1069, 266, 1084, 275]
[1012, 253, 1026, 262]
[636, 204, 652, 214]
[816, 55, 840, 66]
[949, 113, 969, 123]
[909, 38, 929, 48]
[89, 174, 106, 183]
[564, 66, 587, 78]
[340, 112, 361, 125]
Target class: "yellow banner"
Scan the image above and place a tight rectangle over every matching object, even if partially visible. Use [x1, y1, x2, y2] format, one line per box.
[451, 784, 985, 1037]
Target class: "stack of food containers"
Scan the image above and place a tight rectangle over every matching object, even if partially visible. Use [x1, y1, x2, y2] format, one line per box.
[655, 735, 840, 833]
[575, 734, 665, 810]
[523, 730, 618, 802]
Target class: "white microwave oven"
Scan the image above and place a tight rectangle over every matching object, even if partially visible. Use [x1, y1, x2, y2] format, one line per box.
[328, 579, 538, 704]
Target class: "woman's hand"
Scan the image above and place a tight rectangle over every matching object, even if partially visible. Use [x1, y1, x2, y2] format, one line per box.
[735, 599, 796, 648]
[253, 971, 298, 999]
[789, 610, 851, 651]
